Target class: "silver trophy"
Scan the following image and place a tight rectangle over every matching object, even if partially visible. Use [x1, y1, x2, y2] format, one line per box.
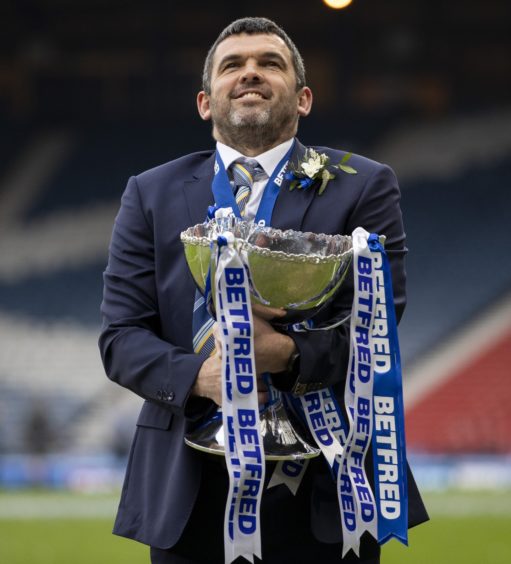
[181, 219, 353, 460]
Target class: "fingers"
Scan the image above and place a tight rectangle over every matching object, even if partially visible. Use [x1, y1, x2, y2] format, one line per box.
[210, 318, 278, 405]
[251, 315, 273, 339]
[212, 322, 223, 355]
[257, 375, 269, 405]
[252, 303, 286, 321]
[258, 390, 269, 405]
[213, 306, 284, 346]
[193, 353, 223, 406]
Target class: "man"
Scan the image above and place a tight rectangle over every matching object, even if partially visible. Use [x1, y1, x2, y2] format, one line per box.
[99, 17, 428, 564]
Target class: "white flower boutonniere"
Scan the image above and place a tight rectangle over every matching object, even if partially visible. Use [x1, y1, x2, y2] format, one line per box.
[286, 149, 357, 195]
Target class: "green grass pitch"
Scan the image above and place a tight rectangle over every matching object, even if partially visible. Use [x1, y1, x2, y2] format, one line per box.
[1, 490, 510, 563]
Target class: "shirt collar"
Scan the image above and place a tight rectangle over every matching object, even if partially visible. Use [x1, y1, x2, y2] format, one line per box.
[216, 138, 294, 178]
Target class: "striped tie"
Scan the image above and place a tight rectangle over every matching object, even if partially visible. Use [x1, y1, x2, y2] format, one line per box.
[192, 160, 264, 360]
[192, 292, 217, 359]
[232, 159, 264, 217]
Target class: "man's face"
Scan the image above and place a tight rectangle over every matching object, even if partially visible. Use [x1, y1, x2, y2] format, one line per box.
[197, 33, 312, 151]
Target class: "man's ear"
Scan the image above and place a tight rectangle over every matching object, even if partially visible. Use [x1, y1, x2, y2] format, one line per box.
[197, 91, 212, 121]
[297, 86, 313, 117]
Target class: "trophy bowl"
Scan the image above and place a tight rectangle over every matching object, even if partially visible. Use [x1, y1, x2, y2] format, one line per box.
[180, 220, 353, 324]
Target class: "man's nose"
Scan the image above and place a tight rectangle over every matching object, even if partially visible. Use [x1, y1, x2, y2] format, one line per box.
[240, 61, 262, 82]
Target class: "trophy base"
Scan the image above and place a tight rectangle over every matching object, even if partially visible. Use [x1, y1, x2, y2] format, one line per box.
[185, 402, 320, 461]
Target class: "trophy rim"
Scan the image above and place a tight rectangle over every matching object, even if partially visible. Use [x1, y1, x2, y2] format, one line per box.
[180, 223, 353, 264]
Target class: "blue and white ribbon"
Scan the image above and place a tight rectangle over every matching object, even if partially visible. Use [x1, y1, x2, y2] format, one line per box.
[215, 232, 265, 564]
[272, 228, 408, 557]
[267, 458, 309, 495]
[337, 227, 379, 556]
[368, 233, 408, 546]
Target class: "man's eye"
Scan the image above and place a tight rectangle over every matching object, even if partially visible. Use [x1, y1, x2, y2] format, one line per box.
[224, 62, 239, 70]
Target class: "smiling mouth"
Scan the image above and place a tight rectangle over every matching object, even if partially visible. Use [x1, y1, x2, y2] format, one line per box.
[234, 91, 267, 100]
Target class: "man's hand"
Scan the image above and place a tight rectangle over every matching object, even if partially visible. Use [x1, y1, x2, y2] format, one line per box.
[191, 322, 270, 406]
[251, 304, 297, 374]
[251, 303, 286, 321]
[192, 350, 223, 406]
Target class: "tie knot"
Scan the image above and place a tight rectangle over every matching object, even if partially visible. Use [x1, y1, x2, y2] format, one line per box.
[231, 159, 264, 189]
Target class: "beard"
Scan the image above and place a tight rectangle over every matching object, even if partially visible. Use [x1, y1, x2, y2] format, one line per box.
[210, 93, 298, 152]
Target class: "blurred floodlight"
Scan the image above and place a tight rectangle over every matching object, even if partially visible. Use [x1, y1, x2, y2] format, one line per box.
[323, 0, 353, 9]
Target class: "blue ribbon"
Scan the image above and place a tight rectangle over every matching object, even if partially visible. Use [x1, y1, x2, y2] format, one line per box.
[369, 236, 408, 546]
[285, 171, 314, 190]
[207, 205, 219, 220]
[211, 142, 295, 225]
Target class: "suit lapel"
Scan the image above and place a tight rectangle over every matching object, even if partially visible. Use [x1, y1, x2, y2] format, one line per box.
[182, 140, 317, 231]
[182, 152, 216, 226]
[270, 139, 316, 232]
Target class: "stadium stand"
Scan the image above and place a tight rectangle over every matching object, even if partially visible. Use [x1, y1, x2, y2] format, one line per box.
[406, 299, 511, 454]
[375, 110, 511, 455]
[407, 331, 511, 454]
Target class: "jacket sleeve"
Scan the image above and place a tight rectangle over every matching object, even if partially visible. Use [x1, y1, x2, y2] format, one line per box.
[273, 163, 407, 394]
[98, 176, 206, 415]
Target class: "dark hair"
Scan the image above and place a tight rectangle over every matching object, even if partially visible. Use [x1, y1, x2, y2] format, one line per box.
[202, 17, 306, 94]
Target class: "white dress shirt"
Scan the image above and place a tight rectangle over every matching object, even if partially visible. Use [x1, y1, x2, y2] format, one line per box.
[216, 138, 294, 220]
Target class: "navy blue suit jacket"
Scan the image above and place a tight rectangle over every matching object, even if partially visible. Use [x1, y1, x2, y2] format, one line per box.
[99, 139, 428, 548]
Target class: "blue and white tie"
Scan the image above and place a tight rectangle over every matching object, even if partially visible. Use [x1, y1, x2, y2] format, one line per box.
[231, 159, 264, 217]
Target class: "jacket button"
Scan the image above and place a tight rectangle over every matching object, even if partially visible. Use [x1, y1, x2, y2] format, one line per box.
[156, 390, 163, 400]
[166, 391, 175, 401]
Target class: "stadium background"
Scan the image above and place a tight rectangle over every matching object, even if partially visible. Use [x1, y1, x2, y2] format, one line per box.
[0, 0, 510, 562]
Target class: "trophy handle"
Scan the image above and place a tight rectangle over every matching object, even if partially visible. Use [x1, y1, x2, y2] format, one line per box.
[304, 312, 352, 332]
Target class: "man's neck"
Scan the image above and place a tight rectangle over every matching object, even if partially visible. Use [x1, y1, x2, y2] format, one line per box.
[217, 139, 280, 157]
[213, 129, 296, 158]
[217, 138, 294, 178]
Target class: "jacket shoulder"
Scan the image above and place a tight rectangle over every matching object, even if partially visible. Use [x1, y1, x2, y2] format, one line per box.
[134, 150, 214, 187]
[312, 146, 393, 176]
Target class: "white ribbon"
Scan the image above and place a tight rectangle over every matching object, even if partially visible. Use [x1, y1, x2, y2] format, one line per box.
[267, 459, 309, 495]
[338, 227, 378, 556]
[216, 233, 265, 564]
